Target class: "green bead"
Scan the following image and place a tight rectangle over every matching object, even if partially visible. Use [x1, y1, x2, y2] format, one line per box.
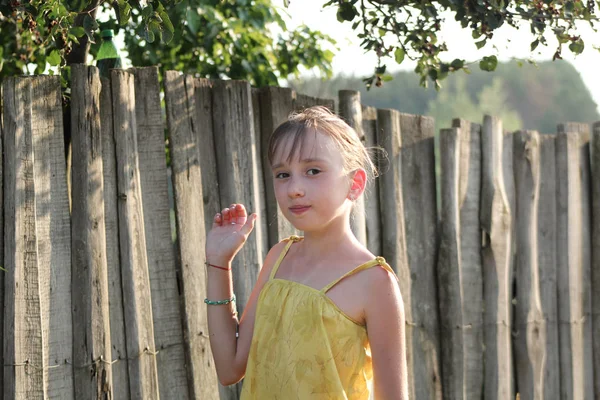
[204, 294, 236, 305]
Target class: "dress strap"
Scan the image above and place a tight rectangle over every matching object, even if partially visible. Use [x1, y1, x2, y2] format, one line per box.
[321, 256, 397, 293]
[269, 235, 303, 280]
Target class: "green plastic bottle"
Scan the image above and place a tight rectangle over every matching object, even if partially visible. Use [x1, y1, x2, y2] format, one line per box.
[96, 29, 122, 78]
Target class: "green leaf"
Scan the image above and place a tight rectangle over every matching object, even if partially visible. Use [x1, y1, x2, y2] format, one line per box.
[530, 39, 540, 51]
[479, 55, 498, 71]
[450, 58, 464, 70]
[142, 5, 153, 19]
[48, 50, 61, 66]
[337, 3, 357, 22]
[70, 27, 86, 38]
[394, 47, 405, 64]
[381, 74, 393, 82]
[475, 38, 487, 49]
[569, 39, 585, 54]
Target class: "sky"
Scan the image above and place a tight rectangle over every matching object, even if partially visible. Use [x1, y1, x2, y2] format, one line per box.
[281, 0, 600, 113]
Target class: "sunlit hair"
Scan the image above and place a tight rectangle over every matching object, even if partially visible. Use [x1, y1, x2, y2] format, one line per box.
[267, 106, 379, 182]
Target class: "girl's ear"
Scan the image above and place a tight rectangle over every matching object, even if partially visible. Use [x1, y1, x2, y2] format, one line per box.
[348, 169, 367, 200]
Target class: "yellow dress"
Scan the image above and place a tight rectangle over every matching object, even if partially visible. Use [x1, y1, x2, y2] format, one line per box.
[240, 236, 396, 400]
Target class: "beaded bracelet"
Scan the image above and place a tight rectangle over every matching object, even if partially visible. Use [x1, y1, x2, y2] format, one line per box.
[204, 294, 236, 306]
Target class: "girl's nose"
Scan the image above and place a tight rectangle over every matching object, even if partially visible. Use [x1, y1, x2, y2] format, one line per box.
[287, 178, 305, 198]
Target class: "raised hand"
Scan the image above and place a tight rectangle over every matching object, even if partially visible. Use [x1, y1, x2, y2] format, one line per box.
[205, 203, 257, 266]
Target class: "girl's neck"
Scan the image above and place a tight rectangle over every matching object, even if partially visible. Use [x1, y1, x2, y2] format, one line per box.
[298, 219, 359, 260]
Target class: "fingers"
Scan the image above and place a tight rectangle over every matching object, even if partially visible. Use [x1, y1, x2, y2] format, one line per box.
[239, 213, 258, 237]
[214, 203, 250, 227]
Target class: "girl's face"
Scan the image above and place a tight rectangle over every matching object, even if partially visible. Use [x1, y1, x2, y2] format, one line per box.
[271, 130, 352, 233]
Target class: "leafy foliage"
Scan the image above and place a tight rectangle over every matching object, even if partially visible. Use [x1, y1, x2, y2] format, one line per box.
[121, 0, 335, 86]
[322, 0, 600, 88]
[0, 0, 335, 86]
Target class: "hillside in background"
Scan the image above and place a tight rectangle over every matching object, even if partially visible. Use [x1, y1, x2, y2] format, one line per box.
[289, 60, 599, 135]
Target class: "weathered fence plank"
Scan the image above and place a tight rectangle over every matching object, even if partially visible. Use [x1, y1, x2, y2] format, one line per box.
[212, 80, 266, 399]
[3, 77, 46, 399]
[398, 113, 442, 399]
[258, 86, 298, 246]
[70, 64, 113, 399]
[513, 131, 560, 399]
[0, 74, 4, 396]
[100, 75, 130, 400]
[339, 90, 367, 246]
[437, 119, 484, 400]
[592, 121, 600, 398]
[163, 71, 220, 400]
[189, 78, 237, 400]
[555, 123, 594, 400]
[30, 76, 73, 399]
[133, 67, 189, 400]
[111, 69, 159, 400]
[361, 105, 381, 256]
[251, 88, 270, 261]
[453, 119, 484, 399]
[481, 115, 515, 400]
[375, 109, 416, 398]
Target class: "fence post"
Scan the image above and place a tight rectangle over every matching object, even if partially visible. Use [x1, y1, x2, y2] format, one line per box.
[32, 76, 74, 399]
[257, 86, 298, 246]
[555, 123, 594, 400]
[163, 71, 220, 400]
[211, 80, 266, 400]
[398, 113, 442, 399]
[513, 130, 560, 399]
[0, 76, 3, 397]
[251, 88, 270, 260]
[591, 121, 600, 398]
[70, 64, 114, 399]
[481, 115, 515, 400]
[132, 67, 190, 400]
[3, 77, 46, 399]
[375, 109, 416, 397]
[338, 90, 367, 246]
[111, 69, 160, 399]
[438, 120, 484, 399]
[100, 75, 131, 399]
[361, 106, 381, 256]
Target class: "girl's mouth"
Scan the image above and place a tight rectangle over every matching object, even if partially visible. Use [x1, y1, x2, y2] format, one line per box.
[289, 206, 311, 215]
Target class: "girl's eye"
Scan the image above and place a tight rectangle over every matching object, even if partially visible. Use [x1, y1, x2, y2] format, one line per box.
[307, 168, 321, 176]
[275, 172, 289, 179]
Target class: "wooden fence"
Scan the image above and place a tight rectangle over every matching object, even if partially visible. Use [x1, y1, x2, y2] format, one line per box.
[0, 65, 598, 400]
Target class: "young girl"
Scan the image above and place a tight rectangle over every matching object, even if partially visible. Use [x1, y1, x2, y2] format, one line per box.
[204, 106, 408, 399]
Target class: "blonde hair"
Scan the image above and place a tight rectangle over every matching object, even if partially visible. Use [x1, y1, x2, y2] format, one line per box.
[267, 106, 379, 182]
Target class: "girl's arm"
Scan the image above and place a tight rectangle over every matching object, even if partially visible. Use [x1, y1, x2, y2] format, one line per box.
[365, 268, 409, 400]
[206, 240, 285, 385]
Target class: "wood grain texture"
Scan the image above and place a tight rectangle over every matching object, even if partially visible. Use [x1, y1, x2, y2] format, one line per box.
[133, 67, 189, 400]
[31, 75, 73, 399]
[163, 71, 220, 400]
[591, 121, 600, 399]
[0, 71, 4, 397]
[513, 131, 560, 400]
[251, 88, 269, 261]
[2, 77, 46, 399]
[555, 124, 594, 400]
[70, 65, 113, 399]
[100, 75, 131, 400]
[375, 109, 416, 398]
[212, 80, 266, 400]
[111, 69, 159, 400]
[438, 120, 484, 400]
[480, 116, 515, 400]
[338, 90, 367, 246]
[398, 113, 442, 400]
[361, 106, 381, 256]
[453, 119, 484, 399]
